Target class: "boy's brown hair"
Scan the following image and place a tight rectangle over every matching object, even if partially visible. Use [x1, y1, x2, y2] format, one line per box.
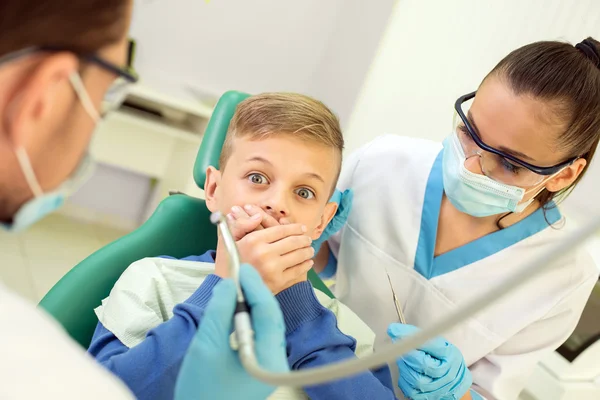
[219, 92, 344, 192]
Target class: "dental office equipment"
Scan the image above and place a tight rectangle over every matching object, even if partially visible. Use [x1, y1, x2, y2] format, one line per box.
[210, 211, 600, 388]
[386, 272, 406, 324]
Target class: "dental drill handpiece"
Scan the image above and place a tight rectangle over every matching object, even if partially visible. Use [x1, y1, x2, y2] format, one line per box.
[210, 211, 245, 304]
[210, 212, 256, 361]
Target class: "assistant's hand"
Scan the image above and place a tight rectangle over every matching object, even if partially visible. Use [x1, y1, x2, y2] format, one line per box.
[387, 324, 472, 400]
[175, 264, 290, 400]
[311, 189, 353, 253]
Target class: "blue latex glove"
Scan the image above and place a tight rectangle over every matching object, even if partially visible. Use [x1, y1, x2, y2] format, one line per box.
[387, 324, 473, 400]
[175, 264, 290, 400]
[312, 189, 353, 253]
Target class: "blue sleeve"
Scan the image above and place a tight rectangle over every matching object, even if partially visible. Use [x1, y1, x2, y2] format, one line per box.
[88, 274, 222, 400]
[276, 282, 397, 399]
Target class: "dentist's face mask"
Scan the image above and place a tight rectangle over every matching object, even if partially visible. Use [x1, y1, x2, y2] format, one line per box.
[2, 74, 99, 232]
[442, 132, 555, 218]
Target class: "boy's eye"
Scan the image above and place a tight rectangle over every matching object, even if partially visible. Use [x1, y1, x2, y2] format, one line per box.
[295, 188, 315, 200]
[248, 173, 268, 184]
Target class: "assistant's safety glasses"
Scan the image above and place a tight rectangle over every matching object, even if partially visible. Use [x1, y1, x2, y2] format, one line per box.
[455, 92, 578, 177]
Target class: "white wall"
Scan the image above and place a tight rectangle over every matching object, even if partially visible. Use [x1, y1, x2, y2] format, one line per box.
[306, 1, 395, 127]
[62, 163, 153, 230]
[130, 0, 340, 94]
[129, 0, 394, 126]
[345, 0, 600, 220]
[61, 1, 394, 228]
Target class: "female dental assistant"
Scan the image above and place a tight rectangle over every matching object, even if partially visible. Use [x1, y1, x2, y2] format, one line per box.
[0, 1, 288, 399]
[320, 38, 600, 400]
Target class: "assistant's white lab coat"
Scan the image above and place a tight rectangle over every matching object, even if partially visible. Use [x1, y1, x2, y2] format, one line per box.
[0, 283, 133, 399]
[329, 135, 598, 400]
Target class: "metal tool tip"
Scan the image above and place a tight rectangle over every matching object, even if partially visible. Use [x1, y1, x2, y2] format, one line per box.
[210, 211, 224, 225]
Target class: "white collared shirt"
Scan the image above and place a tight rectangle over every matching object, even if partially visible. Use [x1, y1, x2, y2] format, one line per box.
[0, 283, 134, 399]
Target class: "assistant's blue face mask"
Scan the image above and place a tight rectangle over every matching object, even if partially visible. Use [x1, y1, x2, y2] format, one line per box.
[441, 133, 545, 217]
[2, 73, 98, 233]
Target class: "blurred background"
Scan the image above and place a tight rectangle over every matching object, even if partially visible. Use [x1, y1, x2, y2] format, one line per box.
[1, 0, 599, 398]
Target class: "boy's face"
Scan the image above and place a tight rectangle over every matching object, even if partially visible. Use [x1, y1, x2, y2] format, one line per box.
[205, 135, 339, 240]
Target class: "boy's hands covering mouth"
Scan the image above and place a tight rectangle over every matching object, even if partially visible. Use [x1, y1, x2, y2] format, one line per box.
[215, 205, 314, 294]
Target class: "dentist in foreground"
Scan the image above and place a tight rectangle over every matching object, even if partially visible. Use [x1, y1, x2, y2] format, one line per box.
[0, 1, 288, 399]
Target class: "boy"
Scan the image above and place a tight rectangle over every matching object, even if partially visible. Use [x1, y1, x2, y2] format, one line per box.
[88, 93, 397, 399]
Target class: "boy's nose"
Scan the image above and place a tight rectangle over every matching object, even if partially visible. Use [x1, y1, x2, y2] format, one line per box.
[264, 204, 288, 218]
[262, 191, 290, 219]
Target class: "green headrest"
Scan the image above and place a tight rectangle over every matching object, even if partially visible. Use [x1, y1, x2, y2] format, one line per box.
[194, 91, 251, 189]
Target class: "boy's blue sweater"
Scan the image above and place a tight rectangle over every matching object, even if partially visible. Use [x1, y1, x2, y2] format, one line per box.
[88, 252, 396, 399]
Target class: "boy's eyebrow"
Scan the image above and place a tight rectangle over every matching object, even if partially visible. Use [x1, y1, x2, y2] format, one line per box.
[246, 156, 272, 165]
[245, 156, 325, 183]
[302, 172, 325, 183]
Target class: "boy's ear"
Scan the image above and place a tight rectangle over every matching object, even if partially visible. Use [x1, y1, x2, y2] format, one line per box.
[312, 202, 338, 240]
[204, 166, 221, 212]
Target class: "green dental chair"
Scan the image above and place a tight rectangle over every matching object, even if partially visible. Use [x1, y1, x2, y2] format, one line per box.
[38, 90, 334, 349]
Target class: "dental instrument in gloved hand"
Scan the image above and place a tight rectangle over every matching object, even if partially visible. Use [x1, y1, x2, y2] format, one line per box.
[386, 272, 407, 324]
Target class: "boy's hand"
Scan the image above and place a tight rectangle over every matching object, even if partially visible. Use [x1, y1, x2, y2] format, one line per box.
[236, 223, 314, 294]
[219, 204, 313, 293]
[226, 205, 280, 241]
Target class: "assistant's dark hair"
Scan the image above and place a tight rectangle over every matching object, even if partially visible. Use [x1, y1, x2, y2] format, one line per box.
[486, 37, 600, 207]
[0, 0, 130, 57]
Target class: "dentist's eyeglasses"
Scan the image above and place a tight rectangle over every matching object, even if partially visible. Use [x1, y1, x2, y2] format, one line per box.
[0, 45, 139, 115]
[454, 92, 577, 187]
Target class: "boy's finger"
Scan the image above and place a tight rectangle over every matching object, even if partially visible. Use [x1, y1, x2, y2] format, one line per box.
[231, 205, 251, 220]
[278, 245, 315, 268]
[233, 215, 263, 233]
[227, 212, 263, 240]
[243, 205, 280, 229]
[272, 234, 313, 257]
[255, 223, 308, 243]
[282, 259, 314, 282]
